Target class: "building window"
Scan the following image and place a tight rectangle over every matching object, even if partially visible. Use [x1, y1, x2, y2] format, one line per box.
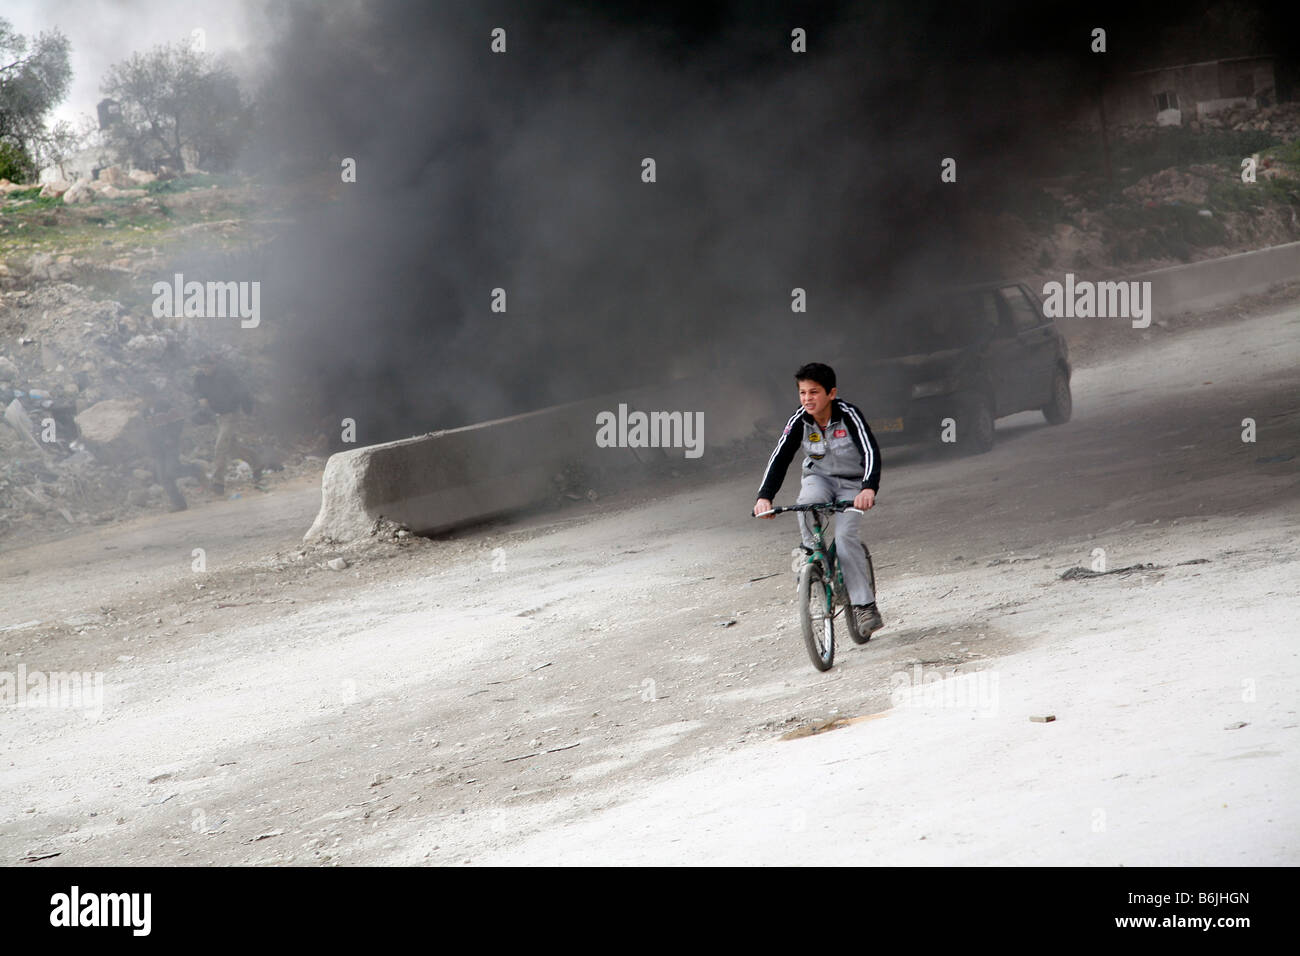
[1154, 91, 1179, 112]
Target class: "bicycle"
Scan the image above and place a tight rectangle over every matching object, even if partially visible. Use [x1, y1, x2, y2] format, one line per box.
[753, 500, 877, 671]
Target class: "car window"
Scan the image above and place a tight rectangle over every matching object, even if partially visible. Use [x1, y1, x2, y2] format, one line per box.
[997, 285, 1042, 333]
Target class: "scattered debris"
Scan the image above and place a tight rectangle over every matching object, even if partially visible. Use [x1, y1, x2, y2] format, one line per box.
[214, 599, 295, 609]
[19, 850, 61, 863]
[368, 515, 413, 540]
[780, 712, 888, 740]
[1060, 563, 1160, 580]
[1061, 557, 1212, 580]
[502, 741, 581, 764]
[1030, 715, 1057, 723]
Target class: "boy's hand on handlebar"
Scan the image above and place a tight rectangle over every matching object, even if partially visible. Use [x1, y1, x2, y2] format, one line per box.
[853, 489, 876, 511]
[754, 498, 774, 518]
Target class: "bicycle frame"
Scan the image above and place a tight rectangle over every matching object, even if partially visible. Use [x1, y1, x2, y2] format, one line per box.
[758, 500, 861, 608]
[802, 506, 847, 607]
[754, 498, 872, 669]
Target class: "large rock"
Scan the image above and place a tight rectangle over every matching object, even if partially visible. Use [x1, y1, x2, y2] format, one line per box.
[128, 169, 157, 185]
[39, 180, 70, 199]
[62, 180, 94, 204]
[92, 182, 135, 200]
[97, 165, 132, 188]
[25, 252, 76, 281]
[125, 334, 167, 358]
[4, 398, 48, 455]
[74, 398, 145, 462]
[26, 252, 54, 279]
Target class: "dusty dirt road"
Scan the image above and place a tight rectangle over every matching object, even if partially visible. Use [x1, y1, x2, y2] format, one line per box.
[2, 297, 1298, 866]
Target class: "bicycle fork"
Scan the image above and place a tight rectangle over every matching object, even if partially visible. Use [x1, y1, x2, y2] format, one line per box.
[803, 551, 842, 609]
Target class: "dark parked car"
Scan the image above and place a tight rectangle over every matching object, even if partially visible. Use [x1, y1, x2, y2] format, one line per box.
[858, 280, 1072, 453]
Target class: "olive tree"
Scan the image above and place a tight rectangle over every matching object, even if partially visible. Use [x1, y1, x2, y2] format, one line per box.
[101, 41, 251, 172]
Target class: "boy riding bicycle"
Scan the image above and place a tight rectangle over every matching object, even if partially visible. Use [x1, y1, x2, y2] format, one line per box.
[754, 362, 884, 635]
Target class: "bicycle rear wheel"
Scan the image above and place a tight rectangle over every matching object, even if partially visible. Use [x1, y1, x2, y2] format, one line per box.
[798, 562, 835, 671]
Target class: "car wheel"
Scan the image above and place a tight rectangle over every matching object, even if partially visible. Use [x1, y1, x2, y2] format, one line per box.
[1042, 367, 1072, 425]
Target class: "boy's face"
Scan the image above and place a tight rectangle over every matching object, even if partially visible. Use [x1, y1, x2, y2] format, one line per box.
[798, 379, 836, 419]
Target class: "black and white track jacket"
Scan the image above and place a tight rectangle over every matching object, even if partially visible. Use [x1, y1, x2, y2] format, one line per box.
[756, 398, 882, 501]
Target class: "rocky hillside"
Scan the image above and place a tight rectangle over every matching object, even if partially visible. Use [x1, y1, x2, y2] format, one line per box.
[0, 169, 322, 547]
[990, 103, 1300, 277]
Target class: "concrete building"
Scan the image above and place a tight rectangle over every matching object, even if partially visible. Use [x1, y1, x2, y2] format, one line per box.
[38, 143, 109, 184]
[1105, 55, 1278, 127]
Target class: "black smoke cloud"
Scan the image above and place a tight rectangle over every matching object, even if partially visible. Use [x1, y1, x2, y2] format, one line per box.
[231, 0, 1281, 445]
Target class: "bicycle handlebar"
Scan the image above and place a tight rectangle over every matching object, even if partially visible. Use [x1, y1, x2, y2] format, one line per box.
[752, 499, 862, 518]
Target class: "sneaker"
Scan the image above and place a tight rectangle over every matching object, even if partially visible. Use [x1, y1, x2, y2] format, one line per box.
[854, 603, 883, 635]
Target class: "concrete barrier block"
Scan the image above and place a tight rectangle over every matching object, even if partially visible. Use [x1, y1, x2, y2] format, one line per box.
[1136, 239, 1300, 315]
[304, 372, 781, 542]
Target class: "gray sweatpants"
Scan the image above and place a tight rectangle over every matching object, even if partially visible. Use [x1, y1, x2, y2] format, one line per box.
[796, 473, 875, 606]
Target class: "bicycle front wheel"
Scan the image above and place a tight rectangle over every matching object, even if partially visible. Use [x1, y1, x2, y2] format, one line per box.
[798, 561, 835, 671]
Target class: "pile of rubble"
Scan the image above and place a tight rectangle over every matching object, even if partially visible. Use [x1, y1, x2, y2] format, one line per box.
[1102, 102, 1300, 142]
[1121, 164, 1217, 206]
[1191, 102, 1300, 137]
[0, 279, 315, 545]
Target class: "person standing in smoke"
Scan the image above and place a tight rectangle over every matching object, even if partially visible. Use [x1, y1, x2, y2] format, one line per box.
[193, 355, 262, 496]
[138, 380, 208, 512]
